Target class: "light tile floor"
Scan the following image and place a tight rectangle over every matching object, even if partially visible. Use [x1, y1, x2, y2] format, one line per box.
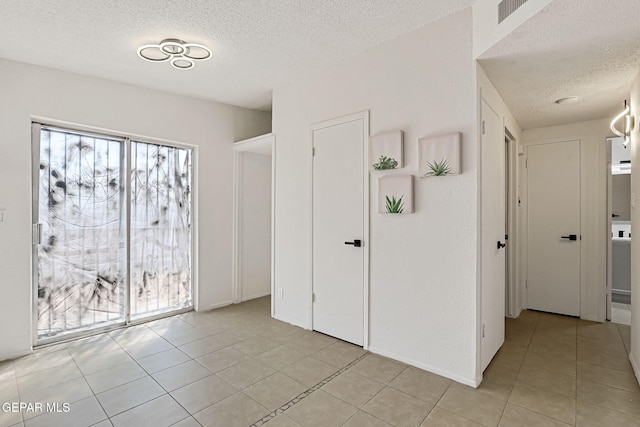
[1, 298, 639, 427]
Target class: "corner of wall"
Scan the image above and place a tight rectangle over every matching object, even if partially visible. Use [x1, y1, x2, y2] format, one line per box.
[628, 68, 640, 373]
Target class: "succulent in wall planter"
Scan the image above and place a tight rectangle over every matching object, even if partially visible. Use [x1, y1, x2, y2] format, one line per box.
[385, 195, 404, 213]
[373, 155, 398, 170]
[424, 158, 452, 177]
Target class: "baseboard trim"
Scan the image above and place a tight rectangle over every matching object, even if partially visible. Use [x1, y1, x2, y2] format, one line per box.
[272, 313, 310, 331]
[241, 291, 271, 302]
[580, 314, 598, 322]
[629, 352, 640, 386]
[367, 345, 478, 387]
[197, 300, 233, 312]
[0, 348, 32, 363]
[506, 306, 523, 319]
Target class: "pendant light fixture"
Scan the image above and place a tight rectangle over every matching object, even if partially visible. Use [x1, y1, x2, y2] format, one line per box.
[137, 38, 212, 70]
[610, 100, 634, 148]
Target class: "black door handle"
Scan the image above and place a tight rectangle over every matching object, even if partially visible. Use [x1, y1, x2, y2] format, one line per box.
[497, 241, 506, 249]
[560, 234, 577, 241]
[345, 239, 362, 247]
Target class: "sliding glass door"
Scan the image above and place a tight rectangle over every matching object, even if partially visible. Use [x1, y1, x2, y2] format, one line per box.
[33, 124, 193, 343]
[130, 141, 192, 319]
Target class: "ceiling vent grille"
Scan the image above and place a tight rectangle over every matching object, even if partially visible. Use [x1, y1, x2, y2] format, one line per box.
[498, 0, 529, 24]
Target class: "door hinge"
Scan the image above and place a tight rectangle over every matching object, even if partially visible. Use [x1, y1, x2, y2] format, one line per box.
[482, 121, 486, 135]
[482, 324, 485, 338]
[525, 279, 528, 289]
[312, 146, 315, 156]
[32, 223, 42, 245]
[312, 293, 315, 303]
[525, 158, 528, 168]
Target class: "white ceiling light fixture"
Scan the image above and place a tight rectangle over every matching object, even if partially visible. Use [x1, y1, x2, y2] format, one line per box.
[137, 38, 211, 70]
[610, 100, 635, 148]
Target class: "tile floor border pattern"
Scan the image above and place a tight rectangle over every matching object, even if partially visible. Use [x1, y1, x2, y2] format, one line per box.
[249, 352, 370, 426]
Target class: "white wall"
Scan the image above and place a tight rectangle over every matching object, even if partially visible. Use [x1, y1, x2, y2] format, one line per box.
[240, 152, 272, 301]
[473, 0, 554, 58]
[0, 58, 271, 361]
[629, 69, 640, 380]
[521, 119, 609, 322]
[273, 9, 480, 385]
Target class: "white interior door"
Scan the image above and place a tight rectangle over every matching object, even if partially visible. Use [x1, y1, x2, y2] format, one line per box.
[481, 100, 506, 371]
[312, 115, 366, 346]
[527, 140, 581, 316]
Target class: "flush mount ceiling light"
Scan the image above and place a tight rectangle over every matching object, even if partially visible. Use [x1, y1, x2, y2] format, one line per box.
[610, 100, 635, 148]
[137, 38, 211, 70]
[554, 96, 579, 104]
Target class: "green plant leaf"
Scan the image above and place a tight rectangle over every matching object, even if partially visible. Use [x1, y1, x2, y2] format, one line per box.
[424, 158, 452, 176]
[373, 155, 398, 170]
[385, 195, 404, 213]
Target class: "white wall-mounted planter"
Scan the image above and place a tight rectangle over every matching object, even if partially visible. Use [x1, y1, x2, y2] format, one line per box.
[418, 131, 461, 177]
[378, 175, 413, 214]
[370, 130, 403, 170]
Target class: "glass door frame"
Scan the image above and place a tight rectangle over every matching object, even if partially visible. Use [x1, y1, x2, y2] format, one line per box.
[32, 122, 196, 346]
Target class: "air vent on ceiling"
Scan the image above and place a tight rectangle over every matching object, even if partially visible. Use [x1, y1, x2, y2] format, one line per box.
[498, 0, 529, 24]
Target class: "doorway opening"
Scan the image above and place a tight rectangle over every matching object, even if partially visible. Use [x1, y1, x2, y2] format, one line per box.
[607, 136, 632, 325]
[32, 123, 194, 344]
[232, 134, 275, 314]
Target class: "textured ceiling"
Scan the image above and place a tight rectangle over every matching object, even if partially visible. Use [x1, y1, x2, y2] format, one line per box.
[479, 0, 640, 130]
[0, 0, 474, 111]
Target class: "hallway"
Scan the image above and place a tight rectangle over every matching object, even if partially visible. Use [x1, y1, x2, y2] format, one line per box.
[1, 299, 638, 426]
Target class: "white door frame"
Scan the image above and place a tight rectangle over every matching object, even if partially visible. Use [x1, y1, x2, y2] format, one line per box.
[309, 111, 370, 349]
[605, 135, 631, 321]
[232, 133, 276, 316]
[505, 129, 519, 318]
[606, 138, 613, 321]
[480, 98, 506, 372]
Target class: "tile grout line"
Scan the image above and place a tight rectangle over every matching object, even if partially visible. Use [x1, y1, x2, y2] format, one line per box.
[496, 313, 539, 426]
[103, 323, 227, 425]
[337, 364, 413, 425]
[103, 317, 290, 425]
[11, 360, 25, 427]
[248, 352, 371, 427]
[71, 345, 112, 426]
[108, 329, 196, 422]
[77, 326, 177, 422]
